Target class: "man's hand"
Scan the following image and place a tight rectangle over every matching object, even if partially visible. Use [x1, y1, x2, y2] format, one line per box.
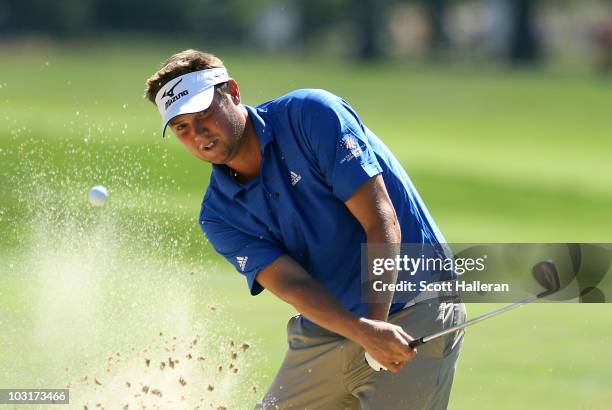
[357, 317, 417, 373]
[257, 256, 417, 373]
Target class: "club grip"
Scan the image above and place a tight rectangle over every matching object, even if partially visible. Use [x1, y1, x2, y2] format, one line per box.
[409, 338, 426, 348]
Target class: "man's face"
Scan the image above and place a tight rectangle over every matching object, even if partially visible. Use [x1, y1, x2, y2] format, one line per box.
[167, 82, 246, 164]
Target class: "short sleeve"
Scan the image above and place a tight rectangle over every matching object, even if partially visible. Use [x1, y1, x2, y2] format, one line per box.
[296, 90, 383, 201]
[200, 215, 285, 295]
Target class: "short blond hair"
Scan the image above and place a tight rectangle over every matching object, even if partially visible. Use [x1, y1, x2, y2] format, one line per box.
[144, 49, 225, 103]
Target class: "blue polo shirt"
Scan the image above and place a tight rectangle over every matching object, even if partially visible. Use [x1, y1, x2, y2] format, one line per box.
[199, 89, 447, 317]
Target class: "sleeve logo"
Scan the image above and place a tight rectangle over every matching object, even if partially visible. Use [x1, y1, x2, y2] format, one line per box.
[340, 134, 363, 164]
[236, 256, 249, 271]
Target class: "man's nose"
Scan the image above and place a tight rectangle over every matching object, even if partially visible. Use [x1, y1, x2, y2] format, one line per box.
[195, 128, 210, 138]
[194, 121, 210, 137]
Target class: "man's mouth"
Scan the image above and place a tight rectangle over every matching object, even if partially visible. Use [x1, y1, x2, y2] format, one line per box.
[200, 139, 217, 151]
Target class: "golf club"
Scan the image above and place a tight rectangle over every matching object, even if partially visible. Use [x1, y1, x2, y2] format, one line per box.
[366, 260, 561, 371]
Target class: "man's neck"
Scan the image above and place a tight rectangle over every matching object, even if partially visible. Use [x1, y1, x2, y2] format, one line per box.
[227, 113, 261, 183]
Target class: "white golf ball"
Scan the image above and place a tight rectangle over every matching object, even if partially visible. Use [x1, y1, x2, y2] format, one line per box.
[88, 185, 108, 206]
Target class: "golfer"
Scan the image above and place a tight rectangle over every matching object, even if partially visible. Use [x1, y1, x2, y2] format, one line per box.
[145, 49, 465, 409]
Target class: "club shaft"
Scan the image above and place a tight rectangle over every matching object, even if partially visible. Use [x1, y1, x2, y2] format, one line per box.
[409, 295, 537, 348]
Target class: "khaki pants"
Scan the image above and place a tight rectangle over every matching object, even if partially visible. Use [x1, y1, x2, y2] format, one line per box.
[256, 300, 466, 410]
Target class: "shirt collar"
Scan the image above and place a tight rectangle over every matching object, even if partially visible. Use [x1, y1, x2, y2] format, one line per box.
[211, 105, 274, 198]
[245, 104, 274, 150]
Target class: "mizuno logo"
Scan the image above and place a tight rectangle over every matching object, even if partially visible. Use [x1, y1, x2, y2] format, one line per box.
[162, 78, 183, 99]
[289, 171, 302, 186]
[165, 90, 189, 110]
[236, 256, 248, 271]
[162, 78, 190, 110]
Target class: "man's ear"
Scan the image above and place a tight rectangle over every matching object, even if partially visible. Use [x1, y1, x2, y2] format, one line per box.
[227, 79, 241, 104]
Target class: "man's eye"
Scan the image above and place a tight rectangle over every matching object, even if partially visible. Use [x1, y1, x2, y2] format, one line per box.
[176, 124, 186, 131]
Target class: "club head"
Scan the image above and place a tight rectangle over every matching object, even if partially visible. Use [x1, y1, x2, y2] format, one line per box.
[532, 260, 561, 298]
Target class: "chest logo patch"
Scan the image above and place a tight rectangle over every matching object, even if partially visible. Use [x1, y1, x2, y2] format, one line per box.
[289, 171, 302, 186]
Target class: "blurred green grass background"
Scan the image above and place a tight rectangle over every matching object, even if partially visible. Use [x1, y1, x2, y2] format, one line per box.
[1, 42, 611, 409]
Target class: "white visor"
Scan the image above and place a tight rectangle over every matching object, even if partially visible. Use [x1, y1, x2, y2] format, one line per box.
[155, 67, 230, 137]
